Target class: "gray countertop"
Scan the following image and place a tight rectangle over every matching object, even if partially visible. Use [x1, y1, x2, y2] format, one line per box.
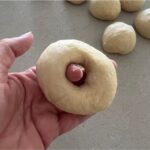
[0, 1, 149, 149]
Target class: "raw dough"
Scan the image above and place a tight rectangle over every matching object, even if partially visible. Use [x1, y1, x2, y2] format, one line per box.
[67, 0, 85, 5]
[120, 0, 145, 12]
[89, 0, 121, 20]
[102, 22, 136, 54]
[134, 9, 150, 39]
[36, 40, 117, 115]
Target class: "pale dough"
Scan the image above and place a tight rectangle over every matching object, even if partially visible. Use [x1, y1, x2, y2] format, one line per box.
[134, 9, 150, 39]
[102, 22, 136, 54]
[36, 40, 117, 115]
[120, 0, 145, 12]
[67, 0, 85, 5]
[89, 0, 121, 21]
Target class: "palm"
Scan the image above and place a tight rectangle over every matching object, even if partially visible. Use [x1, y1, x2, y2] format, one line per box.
[0, 33, 87, 150]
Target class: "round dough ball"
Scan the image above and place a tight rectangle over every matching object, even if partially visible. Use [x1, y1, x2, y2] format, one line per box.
[120, 0, 145, 12]
[102, 22, 136, 54]
[89, 0, 121, 21]
[36, 40, 117, 115]
[134, 9, 150, 39]
[67, 0, 85, 5]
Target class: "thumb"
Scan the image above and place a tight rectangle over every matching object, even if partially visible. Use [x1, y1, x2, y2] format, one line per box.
[0, 32, 33, 83]
[2, 32, 33, 57]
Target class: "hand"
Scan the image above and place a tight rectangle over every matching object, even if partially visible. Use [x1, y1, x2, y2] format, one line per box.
[0, 32, 89, 150]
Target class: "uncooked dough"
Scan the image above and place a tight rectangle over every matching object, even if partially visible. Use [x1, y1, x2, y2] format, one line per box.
[36, 40, 117, 115]
[120, 0, 145, 12]
[134, 9, 150, 39]
[102, 22, 136, 54]
[67, 0, 85, 5]
[89, 0, 121, 20]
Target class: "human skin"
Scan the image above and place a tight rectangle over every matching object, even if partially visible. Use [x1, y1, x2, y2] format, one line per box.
[0, 32, 89, 150]
[0, 32, 116, 150]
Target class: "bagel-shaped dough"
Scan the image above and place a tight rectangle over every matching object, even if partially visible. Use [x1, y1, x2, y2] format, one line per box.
[36, 40, 117, 115]
[67, 0, 85, 5]
[134, 9, 150, 39]
[120, 0, 145, 12]
[102, 22, 136, 54]
[89, 0, 121, 21]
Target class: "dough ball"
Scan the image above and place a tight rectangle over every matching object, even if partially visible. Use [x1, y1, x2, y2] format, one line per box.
[36, 40, 117, 115]
[120, 0, 145, 12]
[102, 22, 136, 54]
[89, 0, 121, 21]
[134, 9, 150, 39]
[67, 0, 85, 5]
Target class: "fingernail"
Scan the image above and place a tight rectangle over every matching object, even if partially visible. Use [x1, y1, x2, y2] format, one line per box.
[111, 59, 118, 69]
[19, 31, 32, 38]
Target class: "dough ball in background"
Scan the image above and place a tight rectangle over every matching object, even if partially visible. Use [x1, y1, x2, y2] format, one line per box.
[102, 22, 136, 54]
[36, 40, 117, 115]
[134, 9, 150, 39]
[89, 0, 121, 21]
[67, 0, 86, 5]
[120, 0, 145, 12]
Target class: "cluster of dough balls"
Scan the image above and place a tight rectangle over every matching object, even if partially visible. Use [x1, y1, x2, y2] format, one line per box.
[67, 0, 145, 20]
[103, 8, 150, 54]
[37, 40, 117, 115]
[67, 0, 149, 54]
[89, 0, 145, 20]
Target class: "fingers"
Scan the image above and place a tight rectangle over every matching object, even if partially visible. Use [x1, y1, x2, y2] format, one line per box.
[22, 66, 37, 81]
[111, 59, 118, 69]
[66, 64, 85, 82]
[1, 32, 33, 57]
[59, 113, 90, 134]
[0, 32, 33, 82]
